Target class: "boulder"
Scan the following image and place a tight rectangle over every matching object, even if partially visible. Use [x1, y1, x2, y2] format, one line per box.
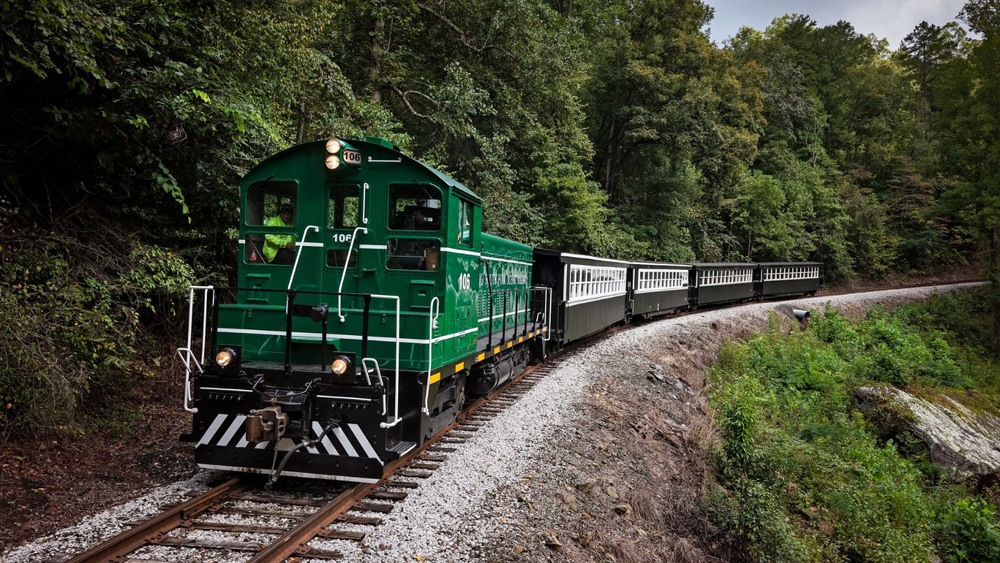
[855, 386, 1000, 481]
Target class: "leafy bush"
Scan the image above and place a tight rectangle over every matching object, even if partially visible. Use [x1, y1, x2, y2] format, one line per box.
[0, 221, 194, 441]
[935, 498, 1000, 563]
[707, 294, 1000, 562]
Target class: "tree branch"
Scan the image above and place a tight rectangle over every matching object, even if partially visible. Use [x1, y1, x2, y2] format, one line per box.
[391, 85, 437, 120]
[417, 2, 493, 53]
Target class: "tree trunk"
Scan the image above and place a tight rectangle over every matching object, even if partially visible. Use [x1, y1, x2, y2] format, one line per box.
[370, 16, 384, 104]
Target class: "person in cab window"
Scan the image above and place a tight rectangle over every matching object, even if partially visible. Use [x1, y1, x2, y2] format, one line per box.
[398, 209, 427, 269]
[264, 204, 295, 265]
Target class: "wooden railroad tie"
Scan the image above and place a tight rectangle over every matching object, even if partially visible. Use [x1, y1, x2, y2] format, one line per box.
[396, 468, 434, 478]
[351, 501, 395, 513]
[387, 480, 420, 489]
[238, 494, 330, 507]
[214, 506, 312, 519]
[368, 490, 409, 501]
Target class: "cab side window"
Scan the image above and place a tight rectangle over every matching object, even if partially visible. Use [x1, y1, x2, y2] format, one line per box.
[244, 181, 297, 265]
[387, 184, 442, 231]
[457, 200, 473, 247]
[246, 181, 296, 226]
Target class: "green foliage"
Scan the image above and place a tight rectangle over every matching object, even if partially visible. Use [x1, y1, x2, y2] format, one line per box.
[0, 231, 193, 438]
[708, 292, 1000, 561]
[854, 311, 967, 388]
[706, 479, 812, 562]
[935, 497, 1000, 562]
[711, 370, 765, 474]
[933, 0, 1000, 351]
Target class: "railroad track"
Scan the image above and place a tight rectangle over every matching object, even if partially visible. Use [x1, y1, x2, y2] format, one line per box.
[55, 363, 559, 563]
[51, 279, 984, 562]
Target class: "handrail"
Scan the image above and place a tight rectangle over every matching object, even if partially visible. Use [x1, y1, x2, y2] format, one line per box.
[375, 294, 402, 428]
[360, 358, 379, 387]
[422, 297, 440, 415]
[337, 226, 369, 322]
[175, 348, 202, 413]
[179, 285, 214, 413]
[201, 288, 209, 363]
[361, 358, 387, 415]
[288, 225, 320, 291]
[545, 285, 553, 341]
[181, 284, 401, 423]
[362, 182, 370, 225]
[531, 285, 553, 341]
[185, 285, 214, 365]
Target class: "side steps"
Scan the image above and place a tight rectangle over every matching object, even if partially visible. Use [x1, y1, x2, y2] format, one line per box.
[387, 440, 417, 457]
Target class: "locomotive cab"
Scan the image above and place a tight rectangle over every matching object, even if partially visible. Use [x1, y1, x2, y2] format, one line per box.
[180, 137, 493, 483]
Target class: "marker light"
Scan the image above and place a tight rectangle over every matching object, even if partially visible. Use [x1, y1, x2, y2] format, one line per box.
[325, 155, 340, 170]
[216, 348, 236, 368]
[331, 356, 349, 375]
[326, 138, 341, 154]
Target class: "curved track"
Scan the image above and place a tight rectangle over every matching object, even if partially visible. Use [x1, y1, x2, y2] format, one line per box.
[61, 363, 559, 563]
[58, 278, 985, 562]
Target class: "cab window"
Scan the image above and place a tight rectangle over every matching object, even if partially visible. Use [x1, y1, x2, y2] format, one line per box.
[387, 239, 440, 271]
[388, 184, 441, 231]
[329, 185, 359, 229]
[246, 181, 296, 226]
[457, 200, 473, 247]
[244, 233, 298, 265]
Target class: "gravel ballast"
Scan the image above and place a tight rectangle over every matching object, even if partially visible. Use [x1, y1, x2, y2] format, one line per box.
[1, 283, 981, 563]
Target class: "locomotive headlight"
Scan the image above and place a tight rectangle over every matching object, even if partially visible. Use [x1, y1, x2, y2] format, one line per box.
[331, 355, 350, 375]
[215, 347, 237, 368]
[325, 155, 340, 170]
[326, 138, 342, 154]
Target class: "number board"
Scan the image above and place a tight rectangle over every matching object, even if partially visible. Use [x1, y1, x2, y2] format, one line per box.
[342, 149, 362, 166]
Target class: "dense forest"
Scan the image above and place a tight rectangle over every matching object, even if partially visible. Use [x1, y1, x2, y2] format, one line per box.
[1, 0, 998, 435]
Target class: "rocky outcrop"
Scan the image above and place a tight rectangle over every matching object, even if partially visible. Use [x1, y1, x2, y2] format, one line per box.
[855, 386, 1000, 481]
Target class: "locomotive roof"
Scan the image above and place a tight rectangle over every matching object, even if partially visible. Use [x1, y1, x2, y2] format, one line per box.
[245, 138, 483, 204]
[694, 262, 757, 268]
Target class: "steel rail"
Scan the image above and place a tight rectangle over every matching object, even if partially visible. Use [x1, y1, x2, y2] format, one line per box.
[64, 348, 555, 563]
[65, 476, 250, 563]
[63, 278, 985, 562]
[247, 360, 552, 562]
[246, 476, 382, 561]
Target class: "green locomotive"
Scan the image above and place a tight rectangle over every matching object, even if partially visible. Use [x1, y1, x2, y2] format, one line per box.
[179, 138, 549, 483]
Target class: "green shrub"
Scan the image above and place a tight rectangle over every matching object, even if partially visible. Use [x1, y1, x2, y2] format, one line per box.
[0, 232, 194, 440]
[707, 296, 1000, 563]
[706, 479, 815, 562]
[935, 498, 1000, 563]
[712, 374, 766, 476]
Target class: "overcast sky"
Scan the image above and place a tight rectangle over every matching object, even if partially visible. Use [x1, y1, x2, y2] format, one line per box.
[702, 0, 969, 48]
